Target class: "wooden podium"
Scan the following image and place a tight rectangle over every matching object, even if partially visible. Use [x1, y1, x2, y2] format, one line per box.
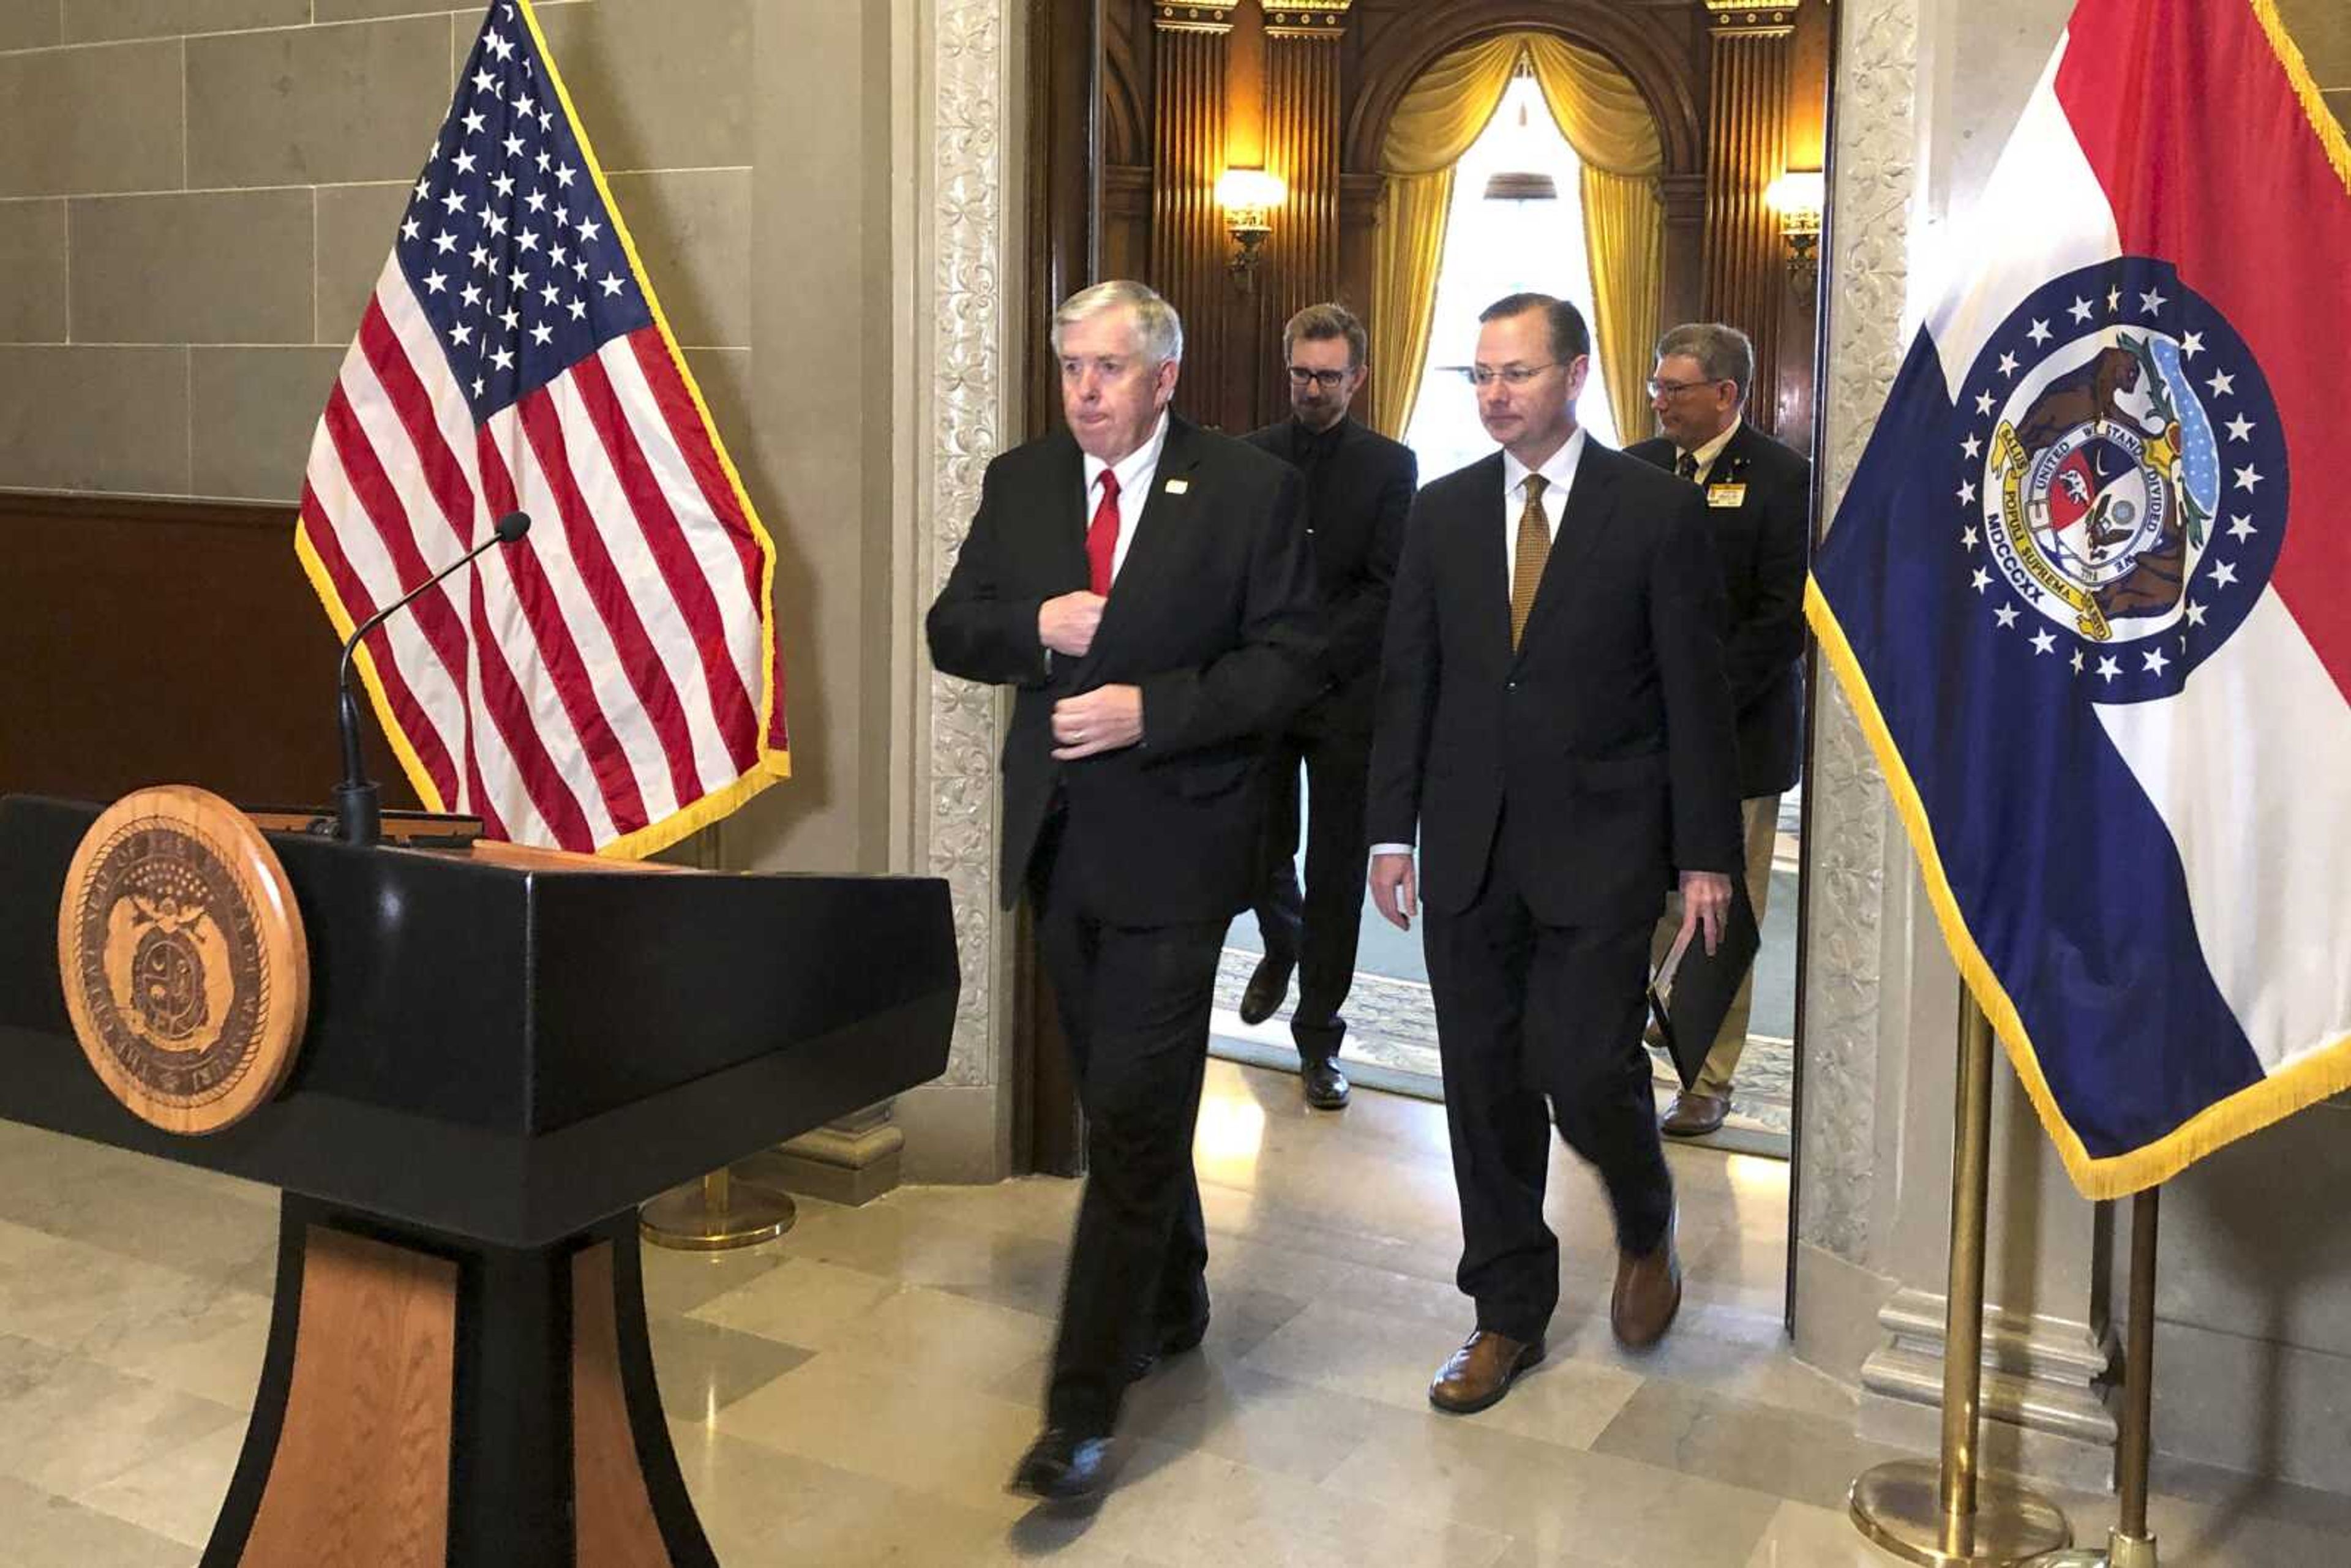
[0, 793, 959, 1567]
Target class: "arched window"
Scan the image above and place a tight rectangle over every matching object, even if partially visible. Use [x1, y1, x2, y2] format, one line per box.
[1403, 72, 1619, 480]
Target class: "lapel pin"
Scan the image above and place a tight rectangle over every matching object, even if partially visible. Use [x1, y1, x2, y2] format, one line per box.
[1164, 478, 1190, 495]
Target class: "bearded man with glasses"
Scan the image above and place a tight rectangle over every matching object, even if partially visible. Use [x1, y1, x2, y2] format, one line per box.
[1624, 322, 1812, 1139]
[1233, 302, 1419, 1111]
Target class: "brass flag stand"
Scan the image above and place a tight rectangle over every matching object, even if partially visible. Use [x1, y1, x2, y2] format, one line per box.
[640, 1164, 797, 1251]
[2027, 1188, 2162, 1568]
[1850, 993, 2073, 1564]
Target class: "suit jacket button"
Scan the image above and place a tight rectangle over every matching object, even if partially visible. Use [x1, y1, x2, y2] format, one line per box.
[1506, 680, 1518, 692]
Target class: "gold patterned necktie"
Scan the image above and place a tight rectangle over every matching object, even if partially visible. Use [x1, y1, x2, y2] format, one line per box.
[1510, 473, 1551, 651]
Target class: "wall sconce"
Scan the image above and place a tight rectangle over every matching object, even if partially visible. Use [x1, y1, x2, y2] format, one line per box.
[1766, 169, 1825, 291]
[1215, 167, 1285, 291]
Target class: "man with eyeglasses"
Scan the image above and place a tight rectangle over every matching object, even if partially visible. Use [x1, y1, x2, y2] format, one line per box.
[1234, 302, 1419, 1111]
[1625, 323, 1811, 1139]
[1366, 293, 1741, 1414]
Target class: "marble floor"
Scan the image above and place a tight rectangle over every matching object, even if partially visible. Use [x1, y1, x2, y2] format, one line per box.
[3, 1060, 2349, 1566]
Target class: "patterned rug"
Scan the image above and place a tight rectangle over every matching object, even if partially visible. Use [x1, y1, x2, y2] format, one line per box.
[1211, 948, 1794, 1151]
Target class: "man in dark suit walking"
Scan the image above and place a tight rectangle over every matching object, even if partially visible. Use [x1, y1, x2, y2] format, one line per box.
[1367, 294, 1741, 1414]
[1625, 323, 1810, 1139]
[926, 280, 1318, 1501]
[1235, 302, 1419, 1111]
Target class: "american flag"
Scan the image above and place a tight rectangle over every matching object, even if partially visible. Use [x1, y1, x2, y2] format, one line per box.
[295, 0, 789, 857]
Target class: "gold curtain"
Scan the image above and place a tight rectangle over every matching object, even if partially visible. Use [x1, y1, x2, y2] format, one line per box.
[1368, 34, 1521, 438]
[1524, 34, 1665, 443]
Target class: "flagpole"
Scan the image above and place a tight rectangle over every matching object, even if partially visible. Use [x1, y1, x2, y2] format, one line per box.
[2027, 1186, 2162, 1568]
[639, 1165, 797, 1251]
[1850, 991, 2073, 1565]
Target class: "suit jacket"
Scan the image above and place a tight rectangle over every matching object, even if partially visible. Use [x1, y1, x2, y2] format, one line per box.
[1624, 422, 1810, 797]
[926, 416, 1321, 925]
[1367, 440, 1741, 928]
[1242, 416, 1418, 734]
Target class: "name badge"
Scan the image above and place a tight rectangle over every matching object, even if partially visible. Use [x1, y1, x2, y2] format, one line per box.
[1164, 479, 1190, 495]
[1706, 483, 1747, 508]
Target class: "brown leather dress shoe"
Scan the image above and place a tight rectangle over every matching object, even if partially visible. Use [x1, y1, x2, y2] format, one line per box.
[1611, 1221, 1682, 1349]
[1427, 1329, 1543, 1414]
[1660, 1091, 1729, 1138]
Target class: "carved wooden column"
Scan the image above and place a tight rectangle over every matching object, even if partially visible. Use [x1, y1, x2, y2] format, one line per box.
[1150, 2, 1235, 428]
[1700, 1, 1798, 436]
[1659, 171, 1709, 340]
[1253, 2, 1348, 427]
[1024, 0, 1103, 440]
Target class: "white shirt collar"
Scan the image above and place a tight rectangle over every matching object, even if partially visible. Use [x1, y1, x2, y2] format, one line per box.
[1083, 410, 1172, 498]
[1679, 416, 1742, 478]
[1502, 424, 1588, 503]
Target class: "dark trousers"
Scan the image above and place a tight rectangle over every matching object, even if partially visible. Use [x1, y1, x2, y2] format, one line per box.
[1421, 816, 1674, 1344]
[1248, 719, 1371, 1062]
[1029, 817, 1221, 1436]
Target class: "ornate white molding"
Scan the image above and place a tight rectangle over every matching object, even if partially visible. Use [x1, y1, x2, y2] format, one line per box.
[1798, 0, 1921, 1264]
[924, 0, 1013, 1089]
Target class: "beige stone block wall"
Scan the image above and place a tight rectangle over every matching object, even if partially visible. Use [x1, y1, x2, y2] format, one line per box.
[0, 0, 759, 507]
[0, 0, 910, 910]
[2273, 0, 2348, 132]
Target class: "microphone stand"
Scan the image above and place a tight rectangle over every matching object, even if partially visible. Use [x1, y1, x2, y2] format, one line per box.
[333, 512, 530, 846]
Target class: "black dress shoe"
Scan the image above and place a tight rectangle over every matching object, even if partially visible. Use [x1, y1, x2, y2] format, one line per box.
[1127, 1316, 1210, 1380]
[1237, 955, 1294, 1025]
[1010, 1426, 1113, 1502]
[1302, 1056, 1351, 1109]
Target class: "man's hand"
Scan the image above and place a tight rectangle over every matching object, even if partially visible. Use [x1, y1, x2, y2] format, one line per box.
[1038, 591, 1107, 658]
[1370, 852, 1418, 931]
[1051, 685, 1143, 760]
[1678, 870, 1733, 958]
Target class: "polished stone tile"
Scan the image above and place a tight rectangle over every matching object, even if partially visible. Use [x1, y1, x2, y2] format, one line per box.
[0, 1335, 243, 1497]
[0, 1472, 189, 1568]
[72, 1419, 246, 1550]
[1591, 1378, 1908, 1511]
[647, 1312, 815, 1427]
[669, 1419, 1144, 1568]
[1060, 1440, 1518, 1568]
[1242, 1302, 1646, 1452]
[1739, 1499, 1909, 1568]
[688, 1254, 901, 1348]
[1115, 1356, 1408, 1486]
[709, 1347, 1043, 1520]
[1325, 1412, 1783, 1568]
[637, 1229, 795, 1318]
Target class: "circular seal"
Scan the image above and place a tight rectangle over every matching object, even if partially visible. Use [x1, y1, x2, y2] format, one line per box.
[1957, 258, 2287, 702]
[55, 786, 310, 1135]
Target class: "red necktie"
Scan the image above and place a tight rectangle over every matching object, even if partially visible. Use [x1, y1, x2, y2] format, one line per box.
[1086, 469, 1121, 596]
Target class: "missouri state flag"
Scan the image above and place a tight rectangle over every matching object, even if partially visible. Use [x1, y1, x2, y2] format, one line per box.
[294, 0, 789, 858]
[1809, 0, 2351, 1198]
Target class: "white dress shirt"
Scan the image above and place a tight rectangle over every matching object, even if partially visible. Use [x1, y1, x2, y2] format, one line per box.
[1079, 410, 1172, 584]
[1370, 427, 1590, 860]
[1501, 426, 1588, 583]
[1677, 417, 1741, 484]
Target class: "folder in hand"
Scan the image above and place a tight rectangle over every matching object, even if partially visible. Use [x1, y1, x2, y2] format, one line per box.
[1646, 872, 1763, 1092]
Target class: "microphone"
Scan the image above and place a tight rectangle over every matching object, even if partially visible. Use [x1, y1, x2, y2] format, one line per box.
[332, 511, 532, 846]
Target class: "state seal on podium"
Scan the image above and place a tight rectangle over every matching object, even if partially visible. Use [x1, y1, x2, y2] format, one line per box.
[56, 785, 310, 1135]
